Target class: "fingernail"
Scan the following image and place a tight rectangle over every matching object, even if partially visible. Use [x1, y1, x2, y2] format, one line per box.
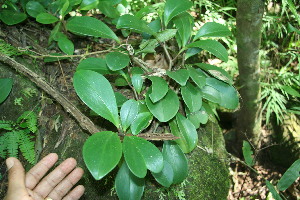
[6, 158, 14, 170]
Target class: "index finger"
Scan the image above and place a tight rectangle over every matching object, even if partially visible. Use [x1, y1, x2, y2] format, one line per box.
[25, 153, 58, 189]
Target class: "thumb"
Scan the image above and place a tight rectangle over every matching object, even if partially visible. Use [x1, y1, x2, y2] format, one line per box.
[6, 157, 26, 192]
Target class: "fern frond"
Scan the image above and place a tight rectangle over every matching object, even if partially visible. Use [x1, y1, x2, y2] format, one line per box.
[17, 111, 38, 133]
[0, 135, 7, 158]
[6, 131, 19, 157]
[0, 120, 14, 131]
[18, 130, 35, 164]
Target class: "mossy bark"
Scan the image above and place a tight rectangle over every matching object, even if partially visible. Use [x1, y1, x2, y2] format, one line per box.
[236, 0, 264, 149]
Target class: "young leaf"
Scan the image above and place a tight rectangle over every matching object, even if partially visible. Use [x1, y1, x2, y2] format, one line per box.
[80, 0, 99, 10]
[131, 74, 144, 94]
[266, 181, 283, 200]
[173, 12, 193, 47]
[120, 100, 139, 131]
[105, 52, 130, 71]
[73, 70, 120, 127]
[117, 14, 156, 35]
[242, 141, 254, 166]
[194, 22, 231, 40]
[187, 40, 228, 62]
[145, 88, 179, 122]
[151, 160, 174, 187]
[130, 112, 153, 135]
[166, 69, 189, 86]
[181, 82, 202, 112]
[147, 76, 168, 103]
[163, 0, 193, 26]
[123, 136, 164, 178]
[0, 10, 27, 25]
[0, 78, 13, 104]
[36, 13, 58, 24]
[66, 16, 120, 43]
[277, 159, 300, 191]
[26, 1, 46, 18]
[115, 162, 145, 200]
[77, 57, 111, 74]
[187, 66, 206, 88]
[83, 131, 122, 180]
[202, 85, 221, 104]
[162, 141, 188, 184]
[57, 37, 74, 55]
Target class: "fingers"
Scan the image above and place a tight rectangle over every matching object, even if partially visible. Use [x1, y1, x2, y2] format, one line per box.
[6, 157, 26, 191]
[62, 185, 85, 200]
[26, 153, 58, 189]
[47, 167, 84, 199]
[33, 158, 77, 198]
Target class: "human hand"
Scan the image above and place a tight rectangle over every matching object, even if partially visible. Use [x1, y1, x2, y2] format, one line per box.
[4, 153, 85, 200]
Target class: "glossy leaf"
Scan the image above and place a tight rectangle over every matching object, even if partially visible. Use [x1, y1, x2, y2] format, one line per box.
[115, 162, 145, 200]
[181, 82, 202, 112]
[77, 57, 111, 74]
[173, 12, 193, 47]
[73, 70, 120, 127]
[0, 78, 13, 104]
[169, 113, 198, 153]
[266, 181, 282, 200]
[277, 159, 300, 191]
[0, 10, 27, 25]
[152, 160, 174, 187]
[130, 112, 153, 135]
[80, 0, 99, 10]
[187, 106, 208, 128]
[26, 1, 46, 18]
[162, 141, 188, 184]
[106, 52, 130, 71]
[83, 131, 122, 180]
[57, 37, 74, 55]
[242, 141, 254, 166]
[117, 14, 155, 35]
[202, 85, 221, 104]
[194, 22, 231, 40]
[187, 40, 228, 62]
[36, 13, 58, 24]
[147, 76, 168, 103]
[120, 100, 139, 131]
[66, 16, 120, 43]
[131, 74, 144, 94]
[206, 78, 239, 109]
[187, 66, 206, 88]
[123, 136, 164, 178]
[163, 0, 192, 26]
[146, 88, 179, 122]
[195, 63, 233, 85]
[166, 69, 189, 86]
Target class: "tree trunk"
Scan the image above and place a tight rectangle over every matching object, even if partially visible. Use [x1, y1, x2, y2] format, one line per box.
[236, 0, 264, 150]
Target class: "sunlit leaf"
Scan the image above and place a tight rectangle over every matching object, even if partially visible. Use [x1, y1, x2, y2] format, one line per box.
[181, 82, 202, 112]
[173, 12, 193, 47]
[187, 66, 206, 88]
[194, 22, 231, 40]
[106, 52, 130, 71]
[117, 14, 155, 35]
[163, 0, 192, 26]
[166, 69, 189, 86]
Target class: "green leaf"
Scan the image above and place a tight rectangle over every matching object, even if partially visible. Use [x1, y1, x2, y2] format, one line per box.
[266, 181, 282, 200]
[206, 78, 239, 109]
[187, 66, 206, 88]
[135, 4, 156, 19]
[146, 88, 179, 122]
[117, 14, 155, 35]
[36, 13, 58, 24]
[131, 112, 153, 135]
[66, 16, 120, 43]
[57, 37, 74, 55]
[0, 78, 13, 104]
[131, 74, 144, 94]
[173, 12, 193, 47]
[156, 29, 177, 42]
[166, 69, 189, 86]
[77, 57, 111, 74]
[105, 52, 130, 71]
[18, 131, 35, 164]
[73, 70, 120, 127]
[194, 22, 231, 40]
[115, 92, 128, 107]
[169, 113, 198, 153]
[98, 1, 120, 19]
[242, 141, 254, 166]
[181, 82, 202, 112]
[120, 100, 139, 131]
[26, 1, 46, 18]
[187, 40, 228, 62]
[115, 162, 145, 200]
[281, 86, 300, 98]
[287, 23, 300, 34]
[187, 106, 208, 128]
[162, 141, 188, 184]
[83, 131, 122, 180]
[80, 0, 99, 10]
[151, 160, 174, 187]
[185, 47, 202, 60]
[147, 76, 168, 103]
[195, 63, 233, 85]
[163, 0, 192, 26]
[0, 10, 27, 25]
[202, 102, 217, 123]
[202, 85, 221, 104]
[277, 159, 300, 191]
[123, 136, 164, 178]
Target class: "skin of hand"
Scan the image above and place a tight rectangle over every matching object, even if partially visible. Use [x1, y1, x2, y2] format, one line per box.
[4, 153, 85, 200]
